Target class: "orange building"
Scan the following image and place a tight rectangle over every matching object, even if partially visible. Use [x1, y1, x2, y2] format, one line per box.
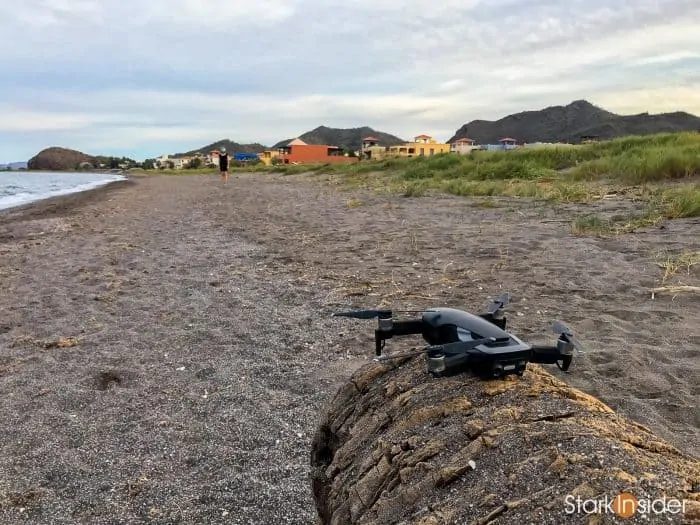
[277, 138, 358, 164]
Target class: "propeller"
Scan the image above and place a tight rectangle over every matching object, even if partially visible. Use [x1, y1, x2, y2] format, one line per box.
[332, 308, 434, 320]
[332, 309, 392, 319]
[484, 292, 511, 315]
[552, 320, 584, 354]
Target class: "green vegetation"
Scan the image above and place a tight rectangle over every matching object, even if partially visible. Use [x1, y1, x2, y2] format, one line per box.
[266, 131, 699, 185]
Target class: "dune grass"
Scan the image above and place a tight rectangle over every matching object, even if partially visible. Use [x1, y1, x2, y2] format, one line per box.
[295, 133, 700, 225]
[268, 130, 699, 191]
[570, 183, 700, 236]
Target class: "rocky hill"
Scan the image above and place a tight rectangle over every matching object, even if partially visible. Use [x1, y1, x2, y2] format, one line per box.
[27, 147, 136, 171]
[178, 139, 267, 157]
[27, 147, 97, 171]
[273, 126, 405, 150]
[449, 100, 700, 144]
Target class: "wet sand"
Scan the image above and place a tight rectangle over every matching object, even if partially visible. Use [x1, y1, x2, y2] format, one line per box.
[0, 173, 697, 523]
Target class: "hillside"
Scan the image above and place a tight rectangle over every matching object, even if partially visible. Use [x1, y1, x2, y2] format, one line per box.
[273, 126, 405, 150]
[179, 139, 267, 157]
[448, 99, 700, 144]
[27, 147, 135, 171]
[27, 147, 96, 171]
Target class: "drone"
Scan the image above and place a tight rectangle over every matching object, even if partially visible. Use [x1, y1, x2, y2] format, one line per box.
[332, 292, 584, 379]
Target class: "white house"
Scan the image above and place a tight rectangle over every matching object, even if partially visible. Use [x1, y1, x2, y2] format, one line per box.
[450, 137, 479, 154]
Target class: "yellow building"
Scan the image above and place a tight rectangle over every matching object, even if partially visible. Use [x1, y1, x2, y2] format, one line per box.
[258, 150, 282, 166]
[387, 134, 451, 157]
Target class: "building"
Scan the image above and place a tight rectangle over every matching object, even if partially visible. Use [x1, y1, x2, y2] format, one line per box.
[170, 157, 192, 169]
[387, 134, 451, 157]
[482, 137, 520, 151]
[360, 136, 388, 160]
[258, 150, 282, 166]
[522, 141, 574, 148]
[450, 137, 479, 154]
[276, 138, 358, 165]
[207, 150, 221, 166]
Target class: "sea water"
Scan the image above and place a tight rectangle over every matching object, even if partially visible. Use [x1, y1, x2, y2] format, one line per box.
[0, 171, 127, 211]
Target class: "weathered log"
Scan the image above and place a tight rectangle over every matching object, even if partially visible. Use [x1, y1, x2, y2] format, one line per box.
[310, 358, 700, 524]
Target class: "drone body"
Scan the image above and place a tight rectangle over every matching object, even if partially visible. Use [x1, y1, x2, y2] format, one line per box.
[333, 293, 583, 379]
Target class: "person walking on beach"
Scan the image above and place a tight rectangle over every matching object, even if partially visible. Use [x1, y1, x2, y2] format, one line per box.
[218, 147, 229, 184]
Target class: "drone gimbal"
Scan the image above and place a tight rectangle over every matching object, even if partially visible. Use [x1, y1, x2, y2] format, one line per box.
[332, 293, 584, 379]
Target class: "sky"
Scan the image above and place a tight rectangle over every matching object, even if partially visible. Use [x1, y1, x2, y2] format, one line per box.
[1, 0, 699, 162]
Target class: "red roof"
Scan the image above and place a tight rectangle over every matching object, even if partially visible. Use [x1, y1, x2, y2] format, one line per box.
[499, 137, 516, 142]
[454, 138, 474, 143]
[363, 136, 378, 141]
[415, 134, 431, 139]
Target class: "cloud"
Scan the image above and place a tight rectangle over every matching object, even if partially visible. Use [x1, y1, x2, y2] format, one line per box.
[0, 0, 699, 161]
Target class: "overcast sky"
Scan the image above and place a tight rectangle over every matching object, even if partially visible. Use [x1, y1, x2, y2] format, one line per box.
[1, 0, 699, 161]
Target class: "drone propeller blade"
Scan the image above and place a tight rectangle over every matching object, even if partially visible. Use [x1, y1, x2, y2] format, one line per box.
[552, 320, 585, 354]
[332, 309, 392, 320]
[484, 291, 511, 314]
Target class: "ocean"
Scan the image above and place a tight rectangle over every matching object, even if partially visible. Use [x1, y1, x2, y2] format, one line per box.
[0, 171, 127, 212]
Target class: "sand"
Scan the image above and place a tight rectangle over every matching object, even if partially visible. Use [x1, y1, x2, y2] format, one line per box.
[0, 173, 698, 523]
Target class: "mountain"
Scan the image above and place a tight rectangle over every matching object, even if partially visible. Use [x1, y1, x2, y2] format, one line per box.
[273, 126, 405, 150]
[179, 139, 267, 157]
[448, 100, 700, 144]
[0, 161, 27, 170]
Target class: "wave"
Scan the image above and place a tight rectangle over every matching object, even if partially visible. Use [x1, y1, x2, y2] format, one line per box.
[0, 174, 127, 211]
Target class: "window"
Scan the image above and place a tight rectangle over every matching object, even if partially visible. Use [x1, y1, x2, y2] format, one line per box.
[419, 148, 424, 155]
[429, 148, 435, 156]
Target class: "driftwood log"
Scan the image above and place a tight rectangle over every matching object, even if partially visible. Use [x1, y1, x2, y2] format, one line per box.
[310, 358, 700, 524]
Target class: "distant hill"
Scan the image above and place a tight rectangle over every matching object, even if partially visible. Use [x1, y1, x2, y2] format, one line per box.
[28, 147, 96, 171]
[179, 139, 267, 157]
[448, 100, 700, 144]
[273, 126, 405, 150]
[27, 147, 135, 171]
[0, 161, 27, 170]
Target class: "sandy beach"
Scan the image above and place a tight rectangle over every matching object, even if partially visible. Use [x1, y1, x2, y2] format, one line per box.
[0, 173, 698, 523]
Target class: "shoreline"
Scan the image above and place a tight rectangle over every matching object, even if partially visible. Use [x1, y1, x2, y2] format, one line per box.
[0, 177, 136, 224]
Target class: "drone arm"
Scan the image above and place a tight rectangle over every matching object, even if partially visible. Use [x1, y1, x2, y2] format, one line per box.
[374, 319, 424, 356]
[391, 319, 424, 336]
[478, 313, 506, 330]
[530, 345, 573, 371]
